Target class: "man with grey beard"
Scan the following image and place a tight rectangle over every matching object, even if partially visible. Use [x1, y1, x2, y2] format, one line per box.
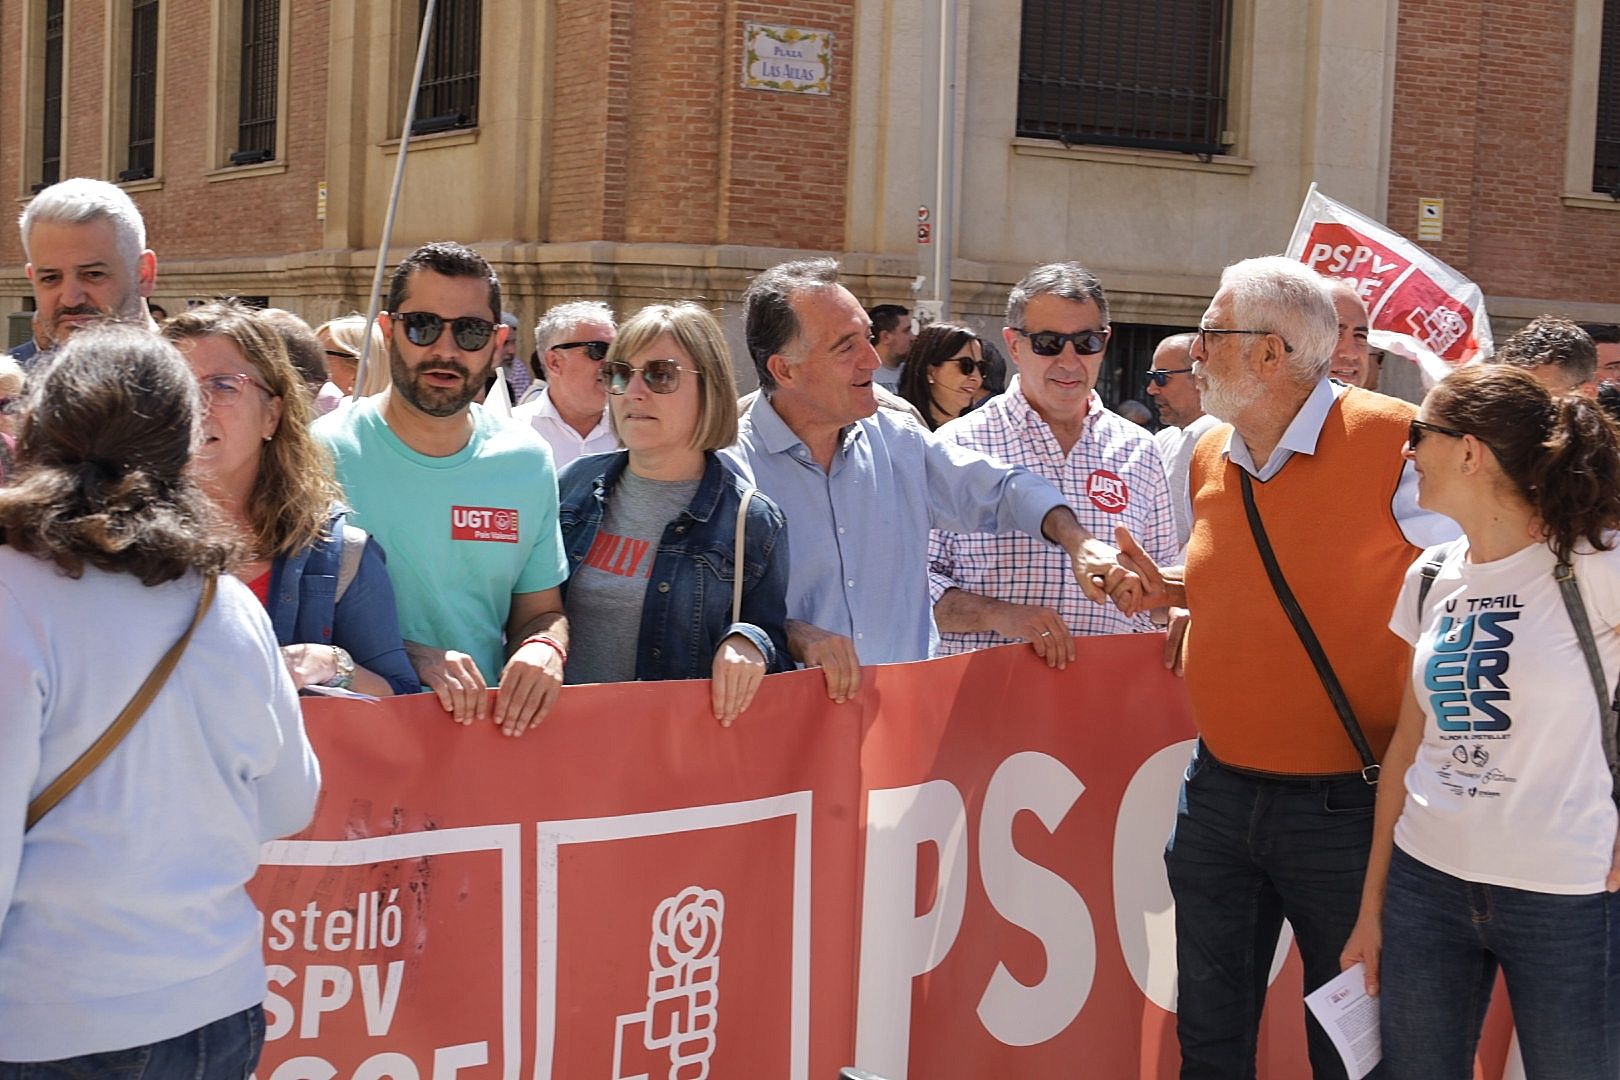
[1105, 256, 1454, 1079]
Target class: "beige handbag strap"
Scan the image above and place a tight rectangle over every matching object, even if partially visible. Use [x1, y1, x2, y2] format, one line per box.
[731, 486, 756, 625]
[26, 574, 218, 832]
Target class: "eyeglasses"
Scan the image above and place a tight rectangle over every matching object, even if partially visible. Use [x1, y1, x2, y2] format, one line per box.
[554, 340, 611, 362]
[1407, 418, 1467, 448]
[198, 372, 273, 406]
[1194, 326, 1294, 354]
[602, 358, 701, 395]
[323, 348, 359, 363]
[392, 311, 496, 351]
[1145, 366, 1195, 388]
[1013, 328, 1110, 357]
[931, 356, 990, 378]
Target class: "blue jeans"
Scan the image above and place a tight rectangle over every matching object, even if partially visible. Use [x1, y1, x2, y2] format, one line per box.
[1381, 847, 1620, 1079]
[0, 1005, 263, 1079]
[1164, 743, 1380, 1080]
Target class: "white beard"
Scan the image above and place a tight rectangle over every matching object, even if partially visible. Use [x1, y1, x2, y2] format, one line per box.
[1195, 361, 1263, 422]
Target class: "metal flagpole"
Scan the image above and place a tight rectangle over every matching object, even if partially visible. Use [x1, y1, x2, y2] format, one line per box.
[915, 0, 957, 325]
[352, 0, 439, 400]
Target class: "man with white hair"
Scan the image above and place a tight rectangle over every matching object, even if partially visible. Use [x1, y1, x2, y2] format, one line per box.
[17, 178, 157, 366]
[1109, 256, 1454, 1079]
[513, 300, 617, 469]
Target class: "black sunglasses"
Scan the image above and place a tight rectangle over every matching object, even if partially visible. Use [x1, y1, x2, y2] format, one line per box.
[1145, 366, 1194, 388]
[931, 356, 990, 378]
[554, 340, 611, 362]
[1013, 328, 1109, 357]
[602, 358, 701, 395]
[1408, 418, 1467, 448]
[392, 311, 496, 351]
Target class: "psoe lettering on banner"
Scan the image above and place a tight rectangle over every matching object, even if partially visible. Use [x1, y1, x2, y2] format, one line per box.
[854, 752, 1096, 1078]
[614, 885, 725, 1080]
[263, 961, 489, 1079]
[257, 1041, 488, 1080]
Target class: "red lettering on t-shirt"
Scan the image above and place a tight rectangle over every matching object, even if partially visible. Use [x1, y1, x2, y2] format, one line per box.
[584, 532, 653, 578]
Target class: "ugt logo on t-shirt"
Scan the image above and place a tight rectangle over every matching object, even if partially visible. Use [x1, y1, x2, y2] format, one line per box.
[451, 505, 520, 543]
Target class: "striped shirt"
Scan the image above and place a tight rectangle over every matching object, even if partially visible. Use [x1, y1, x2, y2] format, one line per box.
[928, 380, 1178, 652]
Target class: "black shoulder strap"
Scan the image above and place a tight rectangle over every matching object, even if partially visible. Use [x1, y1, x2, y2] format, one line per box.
[1416, 545, 1449, 620]
[1552, 560, 1620, 806]
[1238, 471, 1379, 783]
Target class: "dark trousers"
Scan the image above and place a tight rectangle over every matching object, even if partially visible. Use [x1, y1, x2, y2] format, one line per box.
[1382, 847, 1620, 1079]
[1164, 744, 1379, 1080]
[0, 1005, 263, 1080]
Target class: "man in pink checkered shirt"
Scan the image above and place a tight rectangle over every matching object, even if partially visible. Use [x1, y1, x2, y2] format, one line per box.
[929, 263, 1179, 663]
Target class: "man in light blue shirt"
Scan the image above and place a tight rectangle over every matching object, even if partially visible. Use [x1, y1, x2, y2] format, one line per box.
[723, 258, 1137, 700]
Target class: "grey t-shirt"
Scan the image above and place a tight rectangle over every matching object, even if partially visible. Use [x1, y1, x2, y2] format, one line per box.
[564, 469, 700, 684]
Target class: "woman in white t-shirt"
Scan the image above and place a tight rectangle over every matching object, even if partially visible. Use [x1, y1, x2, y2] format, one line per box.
[1341, 363, 1620, 1078]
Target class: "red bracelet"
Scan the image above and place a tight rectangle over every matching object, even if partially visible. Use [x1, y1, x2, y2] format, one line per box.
[521, 634, 568, 665]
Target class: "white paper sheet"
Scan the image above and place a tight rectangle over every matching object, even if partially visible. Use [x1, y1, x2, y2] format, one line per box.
[1304, 964, 1382, 1080]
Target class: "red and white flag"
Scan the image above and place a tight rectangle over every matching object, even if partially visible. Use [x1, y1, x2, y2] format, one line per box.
[1286, 184, 1492, 383]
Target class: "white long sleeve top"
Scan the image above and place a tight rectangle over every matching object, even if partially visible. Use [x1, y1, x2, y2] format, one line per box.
[0, 550, 320, 1060]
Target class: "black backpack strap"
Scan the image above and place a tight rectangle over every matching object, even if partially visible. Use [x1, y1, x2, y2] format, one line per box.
[1553, 559, 1620, 807]
[1239, 471, 1379, 784]
[1416, 547, 1447, 619]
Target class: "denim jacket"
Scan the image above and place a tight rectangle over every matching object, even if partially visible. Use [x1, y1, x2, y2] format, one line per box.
[556, 451, 791, 681]
[266, 509, 420, 695]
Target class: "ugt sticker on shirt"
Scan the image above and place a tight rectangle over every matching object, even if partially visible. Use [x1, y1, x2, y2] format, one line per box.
[451, 505, 520, 543]
[1086, 469, 1129, 513]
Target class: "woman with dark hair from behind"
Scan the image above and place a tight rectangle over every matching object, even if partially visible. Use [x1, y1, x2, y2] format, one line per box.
[899, 322, 987, 430]
[1341, 364, 1620, 1076]
[164, 301, 418, 696]
[0, 326, 320, 1075]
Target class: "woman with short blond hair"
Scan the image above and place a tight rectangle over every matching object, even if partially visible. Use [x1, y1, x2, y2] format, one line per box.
[555, 302, 789, 724]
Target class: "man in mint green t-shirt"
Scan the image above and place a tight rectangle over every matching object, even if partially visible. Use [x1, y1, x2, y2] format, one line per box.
[314, 242, 570, 736]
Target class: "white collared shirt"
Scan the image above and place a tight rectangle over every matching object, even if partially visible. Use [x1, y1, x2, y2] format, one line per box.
[513, 387, 617, 471]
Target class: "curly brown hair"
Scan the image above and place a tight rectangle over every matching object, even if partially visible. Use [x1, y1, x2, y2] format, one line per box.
[163, 301, 341, 559]
[1429, 364, 1620, 562]
[0, 326, 238, 584]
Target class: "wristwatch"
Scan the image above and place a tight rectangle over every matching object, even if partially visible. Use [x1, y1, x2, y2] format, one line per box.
[325, 646, 356, 690]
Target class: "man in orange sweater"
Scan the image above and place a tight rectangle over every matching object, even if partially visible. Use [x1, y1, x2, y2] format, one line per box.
[1113, 256, 1455, 1079]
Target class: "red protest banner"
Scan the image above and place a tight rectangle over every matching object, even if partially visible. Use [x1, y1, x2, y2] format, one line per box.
[1286, 184, 1493, 382]
[249, 636, 1517, 1079]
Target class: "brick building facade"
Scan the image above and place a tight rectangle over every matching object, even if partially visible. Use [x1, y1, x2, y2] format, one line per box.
[1, 0, 1616, 394]
[1386, 0, 1620, 324]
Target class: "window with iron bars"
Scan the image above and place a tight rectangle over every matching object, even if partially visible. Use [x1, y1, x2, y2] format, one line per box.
[412, 0, 480, 134]
[1595, 0, 1620, 196]
[1017, 0, 1232, 156]
[38, 0, 65, 191]
[1097, 322, 1194, 418]
[234, 0, 279, 164]
[123, 0, 160, 182]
